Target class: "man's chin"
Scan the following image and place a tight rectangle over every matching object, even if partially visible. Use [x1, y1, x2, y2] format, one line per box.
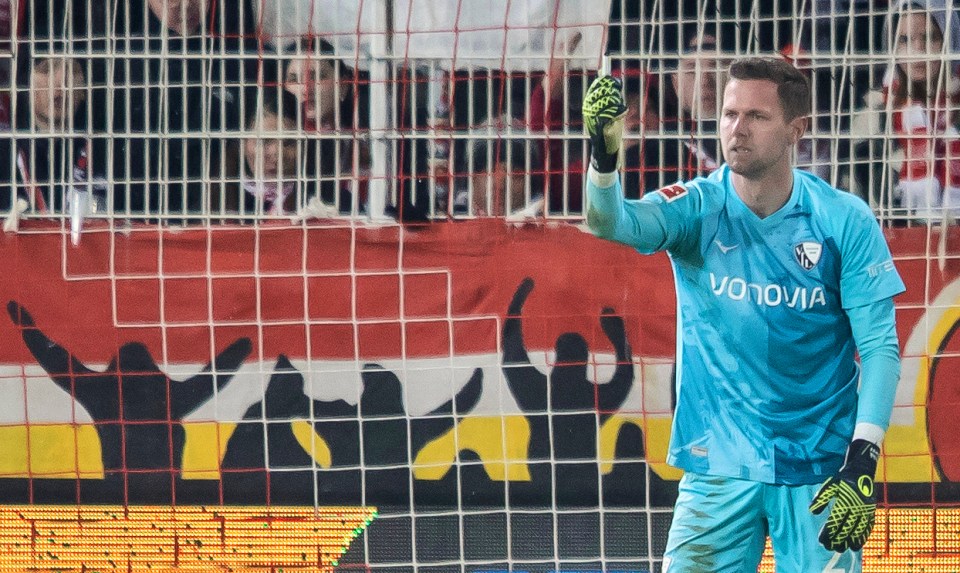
[727, 161, 761, 178]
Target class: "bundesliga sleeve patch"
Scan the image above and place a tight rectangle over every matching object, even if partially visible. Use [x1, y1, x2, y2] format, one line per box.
[657, 184, 688, 202]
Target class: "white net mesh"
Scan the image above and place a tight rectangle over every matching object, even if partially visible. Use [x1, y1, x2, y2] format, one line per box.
[0, 1, 959, 573]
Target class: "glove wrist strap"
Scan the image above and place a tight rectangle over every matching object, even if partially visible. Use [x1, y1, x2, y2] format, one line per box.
[842, 439, 880, 477]
[590, 154, 618, 175]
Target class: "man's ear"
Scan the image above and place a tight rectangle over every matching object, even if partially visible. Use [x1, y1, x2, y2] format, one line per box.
[790, 116, 808, 144]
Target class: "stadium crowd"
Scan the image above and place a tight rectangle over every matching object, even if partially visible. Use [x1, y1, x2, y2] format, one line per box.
[0, 0, 957, 226]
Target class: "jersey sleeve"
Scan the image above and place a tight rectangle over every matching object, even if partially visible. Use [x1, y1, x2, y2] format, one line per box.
[847, 297, 901, 432]
[838, 199, 906, 309]
[585, 166, 700, 255]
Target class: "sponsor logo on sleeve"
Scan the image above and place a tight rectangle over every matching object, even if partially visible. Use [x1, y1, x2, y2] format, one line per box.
[866, 260, 897, 278]
[657, 184, 688, 203]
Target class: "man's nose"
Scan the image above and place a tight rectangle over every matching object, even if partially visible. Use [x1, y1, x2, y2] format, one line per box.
[729, 115, 748, 136]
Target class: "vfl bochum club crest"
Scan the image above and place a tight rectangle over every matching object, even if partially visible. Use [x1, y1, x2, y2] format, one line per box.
[794, 242, 822, 270]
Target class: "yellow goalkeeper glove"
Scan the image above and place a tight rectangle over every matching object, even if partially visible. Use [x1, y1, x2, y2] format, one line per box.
[581, 75, 627, 173]
[809, 439, 880, 553]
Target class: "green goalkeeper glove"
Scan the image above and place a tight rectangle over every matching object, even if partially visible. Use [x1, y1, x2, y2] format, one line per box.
[809, 439, 880, 553]
[582, 75, 627, 173]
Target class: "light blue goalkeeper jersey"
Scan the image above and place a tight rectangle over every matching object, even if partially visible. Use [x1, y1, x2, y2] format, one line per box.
[588, 165, 905, 485]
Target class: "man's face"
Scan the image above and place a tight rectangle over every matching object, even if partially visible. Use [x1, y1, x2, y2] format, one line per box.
[895, 11, 944, 87]
[719, 78, 805, 178]
[31, 61, 85, 131]
[148, 0, 206, 35]
[284, 58, 340, 126]
[672, 37, 724, 119]
[244, 111, 298, 181]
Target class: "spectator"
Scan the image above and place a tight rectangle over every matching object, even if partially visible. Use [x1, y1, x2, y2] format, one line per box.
[281, 36, 366, 215]
[11, 55, 106, 214]
[809, 0, 890, 111]
[618, 65, 668, 198]
[237, 89, 302, 216]
[529, 32, 589, 214]
[28, 56, 85, 132]
[883, 0, 960, 220]
[429, 66, 531, 219]
[629, 29, 727, 196]
[781, 45, 834, 181]
[667, 31, 724, 123]
[111, 0, 205, 216]
[530, 60, 656, 206]
[6, 4, 112, 220]
[110, 0, 253, 217]
[454, 123, 544, 218]
[798, 2, 883, 192]
[224, 89, 347, 217]
[282, 37, 356, 132]
[391, 64, 470, 222]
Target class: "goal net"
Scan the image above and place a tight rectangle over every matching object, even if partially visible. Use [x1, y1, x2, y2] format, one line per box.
[0, 1, 958, 572]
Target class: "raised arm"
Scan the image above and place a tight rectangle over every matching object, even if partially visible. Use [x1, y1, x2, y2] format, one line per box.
[582, 75, 675, 252]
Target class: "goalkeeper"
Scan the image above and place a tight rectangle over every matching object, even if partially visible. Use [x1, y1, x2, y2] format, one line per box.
[582, 57, 904, 572]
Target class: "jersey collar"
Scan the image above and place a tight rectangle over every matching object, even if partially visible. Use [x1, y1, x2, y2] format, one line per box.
[721, 164, 806, 227]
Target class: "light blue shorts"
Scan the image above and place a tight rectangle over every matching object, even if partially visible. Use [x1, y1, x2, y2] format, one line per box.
[663, 472, 862, 573]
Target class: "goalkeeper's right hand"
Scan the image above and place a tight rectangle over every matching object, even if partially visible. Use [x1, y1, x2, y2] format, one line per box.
[582, 75, 628, 174]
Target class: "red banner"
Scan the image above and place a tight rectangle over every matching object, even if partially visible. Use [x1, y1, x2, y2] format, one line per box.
[0, 220, 957, 506]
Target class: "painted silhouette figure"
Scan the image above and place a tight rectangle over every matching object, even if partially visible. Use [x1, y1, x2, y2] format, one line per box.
[501, 278, 634, 504]
[221, 354, 339, 504]
[221, 355, 483, 505]
[7, 301, 252, 502]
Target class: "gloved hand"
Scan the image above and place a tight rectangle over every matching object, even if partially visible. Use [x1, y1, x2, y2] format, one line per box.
[809, 439, 880, 552]
[581, 75, 628, 173]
